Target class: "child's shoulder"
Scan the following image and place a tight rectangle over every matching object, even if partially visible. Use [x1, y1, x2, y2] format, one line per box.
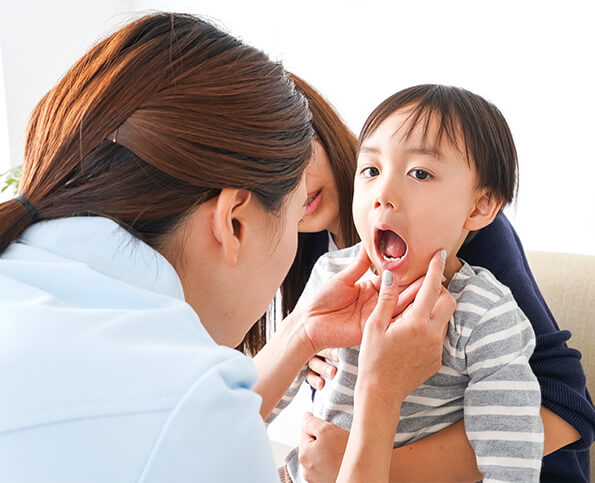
[448, 260, 517, 325]
[449, 260, 514, 306]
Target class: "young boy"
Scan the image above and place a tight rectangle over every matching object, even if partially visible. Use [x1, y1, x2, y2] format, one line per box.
[271, 85, 544, 482]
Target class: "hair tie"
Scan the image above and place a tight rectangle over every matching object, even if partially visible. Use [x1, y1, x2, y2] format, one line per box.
[15, 194, 39, 222]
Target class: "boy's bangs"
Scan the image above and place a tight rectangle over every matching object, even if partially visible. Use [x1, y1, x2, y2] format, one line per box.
[358, 85, 474, 166]
[400, 102, 471, 165]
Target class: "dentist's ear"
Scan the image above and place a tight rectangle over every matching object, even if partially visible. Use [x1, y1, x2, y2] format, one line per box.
[464, 190, 503, 232]
[211, 188, 252, 266]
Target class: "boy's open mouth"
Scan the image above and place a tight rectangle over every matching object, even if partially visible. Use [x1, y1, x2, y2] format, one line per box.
[374, 227, 407, 267]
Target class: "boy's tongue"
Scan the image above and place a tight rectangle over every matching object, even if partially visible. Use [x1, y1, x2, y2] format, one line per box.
[383, 230, 406, 258]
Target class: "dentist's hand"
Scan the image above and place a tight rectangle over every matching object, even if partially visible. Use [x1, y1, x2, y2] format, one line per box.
[300, 246, 423, 354]
[356, 249, 454, 408]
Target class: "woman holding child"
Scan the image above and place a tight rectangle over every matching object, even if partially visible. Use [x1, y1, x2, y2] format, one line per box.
[253, 78, 594, 482]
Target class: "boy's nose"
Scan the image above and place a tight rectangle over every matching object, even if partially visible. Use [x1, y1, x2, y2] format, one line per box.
[374, 181, 400, 210]
[374, 195, 397, 210]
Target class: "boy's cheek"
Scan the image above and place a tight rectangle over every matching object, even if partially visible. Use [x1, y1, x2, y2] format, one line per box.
[352, 213, 370, 248]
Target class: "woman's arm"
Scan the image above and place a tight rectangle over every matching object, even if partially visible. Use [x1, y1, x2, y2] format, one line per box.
[390, 406, 579, 482]
[388, 407, 580, 482]
[298, 407, 580, 483]
[253, 246, 424, 420]
[253, 246, 383, 419]
[252, 309, 316, 420]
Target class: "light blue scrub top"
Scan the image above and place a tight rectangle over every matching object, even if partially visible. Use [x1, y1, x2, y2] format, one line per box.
[0, 217, 279, 482]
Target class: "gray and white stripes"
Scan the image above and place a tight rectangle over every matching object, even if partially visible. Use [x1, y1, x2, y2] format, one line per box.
[270, 243, 543, 483]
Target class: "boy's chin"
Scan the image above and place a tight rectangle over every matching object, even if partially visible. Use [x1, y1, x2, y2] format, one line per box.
[370, 257, 426, 288]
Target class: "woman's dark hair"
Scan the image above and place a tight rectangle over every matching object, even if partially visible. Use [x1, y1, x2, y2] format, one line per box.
[239, 73, 359, 356]
[359, 84, 518, 209]
[0, 12, 313, 255]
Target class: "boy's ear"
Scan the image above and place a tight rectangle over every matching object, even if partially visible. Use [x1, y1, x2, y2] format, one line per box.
[211, 188, 252, 266]
[464, 189, 503, 232]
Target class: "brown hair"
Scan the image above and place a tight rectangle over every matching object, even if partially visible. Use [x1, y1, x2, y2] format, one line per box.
[240, 73, 359, 355]
[359, 84, 518, 209]
[0, 13, 313, 255]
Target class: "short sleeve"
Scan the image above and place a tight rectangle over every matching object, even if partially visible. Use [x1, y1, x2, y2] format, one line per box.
[462, 292, 543, 481]
[139, 355, 279, 483]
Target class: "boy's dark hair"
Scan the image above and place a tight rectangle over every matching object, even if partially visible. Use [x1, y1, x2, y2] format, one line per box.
[358, 84, 518, 208]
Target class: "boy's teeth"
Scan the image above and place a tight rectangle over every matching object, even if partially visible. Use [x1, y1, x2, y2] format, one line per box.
[383, 254, 400, 262]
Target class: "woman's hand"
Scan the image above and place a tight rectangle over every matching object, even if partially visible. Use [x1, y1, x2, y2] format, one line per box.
[304, 272, 427, 390]
[299, 413, 348, 483]
[336, 250, 455, 482]
[301, 246, 424, 354]
[357, 249, 454, 407]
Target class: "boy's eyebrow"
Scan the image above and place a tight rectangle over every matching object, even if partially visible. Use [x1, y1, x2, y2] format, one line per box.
[406, 147, 443, 159]
[359, 145, 380, 154]
[360, 144, 444, 159]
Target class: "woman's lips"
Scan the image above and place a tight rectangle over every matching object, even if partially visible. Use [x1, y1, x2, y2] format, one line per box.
[304, 190, 322, 216]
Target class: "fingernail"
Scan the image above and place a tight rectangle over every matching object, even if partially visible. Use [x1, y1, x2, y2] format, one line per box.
[440, 249, 447, 261]
[326, 368, 334, 377]
[382, 270, 393, 287]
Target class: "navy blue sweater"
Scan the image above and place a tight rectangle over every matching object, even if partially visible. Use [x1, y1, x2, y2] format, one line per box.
[309, 215, 594, 481]
[459, 214, 594, 482]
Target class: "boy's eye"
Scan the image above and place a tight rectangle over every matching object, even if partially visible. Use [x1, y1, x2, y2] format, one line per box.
[409, 168, 432, 181]
[361, 167, 380, 178]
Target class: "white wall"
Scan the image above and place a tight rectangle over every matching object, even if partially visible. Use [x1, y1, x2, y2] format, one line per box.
[0, 45, 10, 172]
[1, 0, 594, 258]
[0, 0, 136, 170]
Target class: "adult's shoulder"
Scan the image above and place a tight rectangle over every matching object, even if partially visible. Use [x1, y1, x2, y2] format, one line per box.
[138, 351, 279, 482]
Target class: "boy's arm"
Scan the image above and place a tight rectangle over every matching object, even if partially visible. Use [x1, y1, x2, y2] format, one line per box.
[460, 214, 593, 454]
[462, 290, 543, 482]
[297, 402, 577, 482]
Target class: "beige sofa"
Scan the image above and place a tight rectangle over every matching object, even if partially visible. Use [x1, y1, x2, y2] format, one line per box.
[526, 250, 595, 474]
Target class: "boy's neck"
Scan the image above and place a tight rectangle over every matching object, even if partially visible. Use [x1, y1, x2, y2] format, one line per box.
[443, 256, 463, 287]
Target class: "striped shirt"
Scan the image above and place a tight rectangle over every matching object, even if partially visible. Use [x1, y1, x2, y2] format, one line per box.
[270, 243, 544, 483]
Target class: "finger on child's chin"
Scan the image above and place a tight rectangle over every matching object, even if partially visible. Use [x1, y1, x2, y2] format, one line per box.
[411, 249, 447, 318]
[430, 287, 455, 336]
[392, 276, 424, 318]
